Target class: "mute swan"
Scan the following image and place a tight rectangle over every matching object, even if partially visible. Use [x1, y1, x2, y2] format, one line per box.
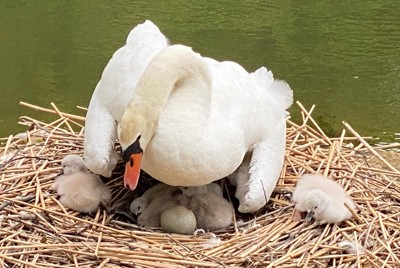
[84, 20, 168, 178]
[292, 174, 356, 223]
[84, 20, 293, 213]
[52, 155, 111, 213]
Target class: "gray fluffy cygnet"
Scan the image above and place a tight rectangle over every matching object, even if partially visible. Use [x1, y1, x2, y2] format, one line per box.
[129, 183, 178, 215]
[187, 192, 233, 231]
[292, 174, 356, 223]
[130, 183, 233, 233]
[137, 192, 190, 229]
[51, 155, 111, 213]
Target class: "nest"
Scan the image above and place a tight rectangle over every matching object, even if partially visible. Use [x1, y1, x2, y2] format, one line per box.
[0, 101, 399, 268]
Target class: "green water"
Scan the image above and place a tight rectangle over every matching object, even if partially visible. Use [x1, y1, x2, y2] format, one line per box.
[0, 1, 399, 140]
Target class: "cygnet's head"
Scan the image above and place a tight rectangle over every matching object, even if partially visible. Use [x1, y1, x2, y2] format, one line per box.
[129, 197, 149, 215]
[60, 155, 87, 175]
[303, 189, 328, 221]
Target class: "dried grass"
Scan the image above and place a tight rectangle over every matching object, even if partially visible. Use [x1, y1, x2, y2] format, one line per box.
[0, 101, 399, 267]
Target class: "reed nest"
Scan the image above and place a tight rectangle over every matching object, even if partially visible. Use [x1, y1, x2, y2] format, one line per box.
[0, 101, 399, 268]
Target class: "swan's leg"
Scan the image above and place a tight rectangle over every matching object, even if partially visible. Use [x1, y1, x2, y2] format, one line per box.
[237, 125, 286, 213]
[84, 107, 118, 177]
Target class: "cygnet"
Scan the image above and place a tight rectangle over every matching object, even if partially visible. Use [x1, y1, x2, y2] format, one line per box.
[187, 192, 234, 231]
[51, 155, 111, 213]
[292, 174, 356, 223]
[180, 183, 223, 197]
[160, 205, 197, 234]
[129, 183, 179, 215]
[136, 193, 190, 227]
[131, 183, 233, 231]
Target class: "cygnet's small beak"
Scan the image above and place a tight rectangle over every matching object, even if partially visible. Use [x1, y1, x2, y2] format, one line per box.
[56, 169, 64, 176]
[122, 137, 143, 191]
[305, 210, 315, 222]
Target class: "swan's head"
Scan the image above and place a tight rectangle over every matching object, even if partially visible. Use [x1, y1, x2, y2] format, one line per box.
[129, 197, 149, 215]
[118, 109, 156, 191]
[60, 154, 87, 175]
[303, 189, 328, 221]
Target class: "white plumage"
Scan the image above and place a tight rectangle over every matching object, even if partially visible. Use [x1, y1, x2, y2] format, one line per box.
[84, 20, 293, 213]
[52, 155, 111, 213]
[292, 174, 356, 223]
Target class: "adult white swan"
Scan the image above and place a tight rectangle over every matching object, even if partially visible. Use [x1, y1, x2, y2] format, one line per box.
[84, 20, 293, 213]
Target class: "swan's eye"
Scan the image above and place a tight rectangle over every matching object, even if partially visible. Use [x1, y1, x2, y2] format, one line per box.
[314, 206, 318, 209]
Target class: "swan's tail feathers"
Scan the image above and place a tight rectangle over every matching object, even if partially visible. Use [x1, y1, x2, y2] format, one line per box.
[271, 80, 293, 110]
[252, 67, 293, 110]
[126, 20, 168, 45]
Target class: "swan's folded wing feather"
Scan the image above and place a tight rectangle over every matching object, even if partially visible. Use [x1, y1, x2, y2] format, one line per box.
[84, 100, 117, 177]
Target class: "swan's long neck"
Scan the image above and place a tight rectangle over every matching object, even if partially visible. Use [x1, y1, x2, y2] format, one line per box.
[120, 45, 212, 149]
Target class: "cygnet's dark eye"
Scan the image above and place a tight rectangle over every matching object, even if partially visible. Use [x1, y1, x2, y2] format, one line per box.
[314, 206, 318, 209]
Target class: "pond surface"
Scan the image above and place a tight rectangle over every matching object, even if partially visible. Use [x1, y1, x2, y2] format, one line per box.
[0, 1, 399, 140]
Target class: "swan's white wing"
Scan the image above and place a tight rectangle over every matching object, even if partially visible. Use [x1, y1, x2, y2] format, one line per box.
[84, 20, 168, 176]
[84, 97, 117, 177]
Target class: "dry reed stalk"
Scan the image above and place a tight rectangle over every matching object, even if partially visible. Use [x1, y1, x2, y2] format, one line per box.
[297, 101, 332, 145]
[343, 121, 400, 173]
[19, 101, 85, 122]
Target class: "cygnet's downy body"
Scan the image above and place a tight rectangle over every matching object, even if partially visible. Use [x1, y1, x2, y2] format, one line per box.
[292, 174, 356, 223]
[129, 183, 179, 215]
[52, 155, 111, 213]
[181, 183, 233, 231]
[137, 194, 190, 227]
[131, 182, 233, 232]
[187, 192, 234, 231]
[129, 183, 189, 228]
[180, 183, 223, 197]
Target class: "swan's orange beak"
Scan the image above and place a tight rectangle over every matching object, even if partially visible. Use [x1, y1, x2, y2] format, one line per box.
[124, 152, 142, 190]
